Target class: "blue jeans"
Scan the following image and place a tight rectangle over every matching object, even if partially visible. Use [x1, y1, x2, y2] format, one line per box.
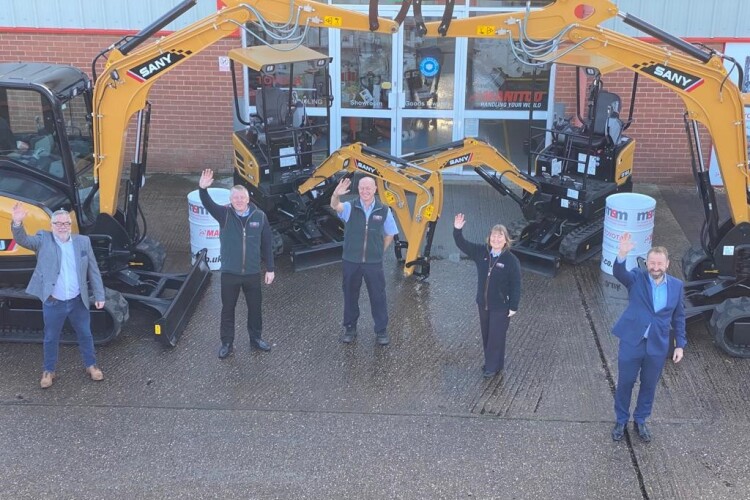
[41, 295, 97, 372]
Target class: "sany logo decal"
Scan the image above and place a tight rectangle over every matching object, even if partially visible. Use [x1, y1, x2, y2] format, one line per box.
[445, 153, 473, 167]
[639, 63, 703, 92]
[355, 160, 378, 175]
[127, 50, 191, 82]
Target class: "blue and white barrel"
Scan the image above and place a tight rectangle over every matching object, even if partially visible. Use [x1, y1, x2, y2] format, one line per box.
[600, 193, 656, 275]
[187, 188, 230, 270]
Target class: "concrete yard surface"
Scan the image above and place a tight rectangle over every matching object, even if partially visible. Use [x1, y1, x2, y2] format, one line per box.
[0, 175, 748, 499]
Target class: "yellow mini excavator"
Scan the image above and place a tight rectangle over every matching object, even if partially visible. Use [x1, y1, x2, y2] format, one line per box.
[0, 0, 408, 345]
[420, 0, 750, 357]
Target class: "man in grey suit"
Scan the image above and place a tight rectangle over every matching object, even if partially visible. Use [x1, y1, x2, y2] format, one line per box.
[11, 203, 106, 388]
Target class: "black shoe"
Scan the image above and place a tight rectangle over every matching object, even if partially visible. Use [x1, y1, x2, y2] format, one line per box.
[635, 422, 652, 442]
[376, 331, 390, 346]
[611, 423, 626, 442]
[218, 342, 234, 359]
[341, 326, 357, 344]
[250, 338, 271, 351]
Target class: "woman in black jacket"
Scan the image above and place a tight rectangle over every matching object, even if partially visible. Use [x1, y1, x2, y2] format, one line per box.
[453, 213, 521, 378]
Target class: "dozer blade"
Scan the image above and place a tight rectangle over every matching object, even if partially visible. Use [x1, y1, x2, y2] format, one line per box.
[290, 241, 344, 272]
[154, 248, 211, 347]
[122, 248, 211, 347]
[510, 245, 561, 278]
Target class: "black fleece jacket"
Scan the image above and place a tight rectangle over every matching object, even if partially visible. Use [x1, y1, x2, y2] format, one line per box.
[199, 188, 274, 275]
[453, 228, 521, 311]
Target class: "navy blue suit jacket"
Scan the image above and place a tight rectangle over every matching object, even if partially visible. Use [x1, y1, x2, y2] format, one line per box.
[612, 258, 686, 357]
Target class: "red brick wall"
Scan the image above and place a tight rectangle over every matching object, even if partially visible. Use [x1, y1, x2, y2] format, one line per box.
[0, 32, 239, 175]
[0, 32, 721, 183]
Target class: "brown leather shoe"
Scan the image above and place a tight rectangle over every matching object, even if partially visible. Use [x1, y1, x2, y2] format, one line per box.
[40, 371, 55, 389]
[85, 365, 104, 381]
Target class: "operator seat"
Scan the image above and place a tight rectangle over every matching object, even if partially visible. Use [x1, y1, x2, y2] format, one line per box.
[571, 90, 624, 149]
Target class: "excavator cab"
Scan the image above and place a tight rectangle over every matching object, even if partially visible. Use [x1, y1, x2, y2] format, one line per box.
[0, 63, 210, 346]
[0, 64, 99, 284]
[230, 44, 346, 271]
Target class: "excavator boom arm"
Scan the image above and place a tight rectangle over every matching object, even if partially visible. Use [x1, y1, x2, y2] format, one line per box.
[424, 0, 749, 224]
[94, 0, 402, 214]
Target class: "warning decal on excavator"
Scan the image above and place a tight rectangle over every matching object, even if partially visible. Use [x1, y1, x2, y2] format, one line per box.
[324, 16, 343, 27]
[638, 63, 704, 92]
[355, 159, 379, 176]
[475, 25, 496, 36]
[127, 50, 191, 83]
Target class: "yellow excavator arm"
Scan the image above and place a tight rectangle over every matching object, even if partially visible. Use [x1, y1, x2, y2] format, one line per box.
[408, 138, 539, 195]
[424, 0, 749, 224]
[298, 142, 443, 277]
[94, 0, 403, 214]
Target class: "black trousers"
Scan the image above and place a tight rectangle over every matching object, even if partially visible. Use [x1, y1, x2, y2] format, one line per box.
[478, 306, 510, 372]
[342, 260, 388, 334]
[220, 272, 262, 344]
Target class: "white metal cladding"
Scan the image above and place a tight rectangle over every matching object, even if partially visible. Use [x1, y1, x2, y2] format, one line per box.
[0, 0, 748, 38]
[0, 0, 217, 30]
[609, 0, 749, 38]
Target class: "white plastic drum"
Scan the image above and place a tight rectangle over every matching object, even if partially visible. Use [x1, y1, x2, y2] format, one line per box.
[187, 188, 230, 270]
[600, 193, 656, 275]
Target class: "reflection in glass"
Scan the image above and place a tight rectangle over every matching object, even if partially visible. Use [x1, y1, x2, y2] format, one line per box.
[340, 31, 393, 109]
[244, 27, 330, 110]
[466, 38, 550, 111]
[468, 119, 545, 172]
[342, 117, 391, 153]
[0, 89, 67, 180]
[402, 18, 455, 110]
[401, 119, 453, 155]
[470, 0, 552, 6]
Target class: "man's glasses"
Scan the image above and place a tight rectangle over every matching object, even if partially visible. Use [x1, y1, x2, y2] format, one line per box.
[52, 222, 72, 227]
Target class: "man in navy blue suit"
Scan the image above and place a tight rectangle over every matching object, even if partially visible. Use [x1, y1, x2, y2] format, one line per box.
[610, 232, 686, 443]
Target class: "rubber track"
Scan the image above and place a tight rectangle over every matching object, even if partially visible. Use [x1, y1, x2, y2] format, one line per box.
[0, 286, 129, 345]
[559, 218, 604, 263]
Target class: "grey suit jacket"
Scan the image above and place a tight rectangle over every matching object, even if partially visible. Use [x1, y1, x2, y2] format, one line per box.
[11, 222, 105, 308]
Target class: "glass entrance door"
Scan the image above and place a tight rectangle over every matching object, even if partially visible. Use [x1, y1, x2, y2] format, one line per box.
[395, 12, 458, 157]
[336, 7, 460, 159]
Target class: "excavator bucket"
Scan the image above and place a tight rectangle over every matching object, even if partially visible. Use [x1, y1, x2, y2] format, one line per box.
[510, 246, 561, 278]
[122, 248, 211, 347]
[290, 241, 344, 272]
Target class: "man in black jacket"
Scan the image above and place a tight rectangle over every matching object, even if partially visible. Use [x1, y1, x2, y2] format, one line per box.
[199, 169, 275, 359]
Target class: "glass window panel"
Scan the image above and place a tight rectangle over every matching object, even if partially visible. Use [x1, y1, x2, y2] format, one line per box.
[402, 18, 455, 110]
[401, 118, 453, 155]
[342, 117, 391, 153]
[467, 118, 545, 172]
[341, 31, 393, 109]
[244, 27, 330, 110]
[1, 89, 66, 180]
[466, 38, 550, 111]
